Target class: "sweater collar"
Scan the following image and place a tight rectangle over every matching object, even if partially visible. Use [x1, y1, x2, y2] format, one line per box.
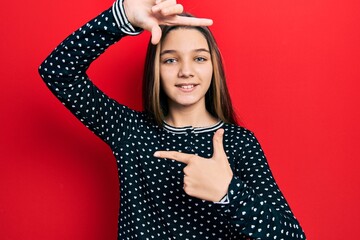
[162, 120, 224, 134]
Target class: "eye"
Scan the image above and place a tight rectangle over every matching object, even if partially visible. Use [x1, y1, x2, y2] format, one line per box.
[163, 58, 177, 64]
[194, 56, 207, 62]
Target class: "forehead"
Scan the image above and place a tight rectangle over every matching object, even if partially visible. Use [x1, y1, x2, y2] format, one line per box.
[161, 28, 209, 52]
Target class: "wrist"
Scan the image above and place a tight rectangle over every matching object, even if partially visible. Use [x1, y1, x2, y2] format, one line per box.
[122, 0, 135, 27]
[112, 0, 143, 35]
[215, 172, 233, 201]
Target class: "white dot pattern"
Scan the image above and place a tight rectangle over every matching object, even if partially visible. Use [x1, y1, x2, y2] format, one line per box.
[38, 4, 306, 240]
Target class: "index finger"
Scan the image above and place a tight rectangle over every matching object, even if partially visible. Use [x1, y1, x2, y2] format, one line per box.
[153, 151, 193, 164]
[164, 15, 213, 27]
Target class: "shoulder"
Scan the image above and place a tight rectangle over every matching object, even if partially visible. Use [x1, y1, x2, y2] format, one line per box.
[113, 104, 152, 130]
[131, 110, 163, 131]
[221, 122, 263, 149]
[222, 122, 256, 140]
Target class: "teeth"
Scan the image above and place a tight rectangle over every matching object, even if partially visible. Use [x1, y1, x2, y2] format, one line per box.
[179, 85, 194, 89]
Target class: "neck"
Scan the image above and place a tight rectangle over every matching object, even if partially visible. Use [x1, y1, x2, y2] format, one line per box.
[165, 103, 218, 128]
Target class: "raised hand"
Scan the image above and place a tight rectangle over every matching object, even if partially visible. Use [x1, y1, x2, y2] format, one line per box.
[154, 129, 233, 202]
[123, 0, 213, 44]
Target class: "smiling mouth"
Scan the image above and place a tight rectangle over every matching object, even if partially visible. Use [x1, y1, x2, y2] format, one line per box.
[175, 84, 198, 89]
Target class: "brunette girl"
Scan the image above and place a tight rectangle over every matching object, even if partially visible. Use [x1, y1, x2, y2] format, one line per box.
[39, 0, 306, 238]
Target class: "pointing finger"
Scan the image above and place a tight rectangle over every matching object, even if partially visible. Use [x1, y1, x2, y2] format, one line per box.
[153, 151, 192, 164]
[168, 15, 213, 27]
[212, 128, 226, 160]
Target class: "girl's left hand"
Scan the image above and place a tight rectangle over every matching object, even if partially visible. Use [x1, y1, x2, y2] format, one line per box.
[154, 129, 233, 202]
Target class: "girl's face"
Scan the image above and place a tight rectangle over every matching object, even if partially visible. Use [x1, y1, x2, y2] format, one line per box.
[160, 28, 213, 111]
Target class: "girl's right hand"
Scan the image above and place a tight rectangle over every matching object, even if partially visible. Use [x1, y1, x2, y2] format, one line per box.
[123, 0, 213, 44]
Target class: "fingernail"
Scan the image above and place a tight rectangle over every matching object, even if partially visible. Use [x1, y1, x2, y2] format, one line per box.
[153, 151, 160, 157]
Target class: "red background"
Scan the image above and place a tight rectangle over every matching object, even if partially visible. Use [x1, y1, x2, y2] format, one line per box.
[1, 0, 359, 239]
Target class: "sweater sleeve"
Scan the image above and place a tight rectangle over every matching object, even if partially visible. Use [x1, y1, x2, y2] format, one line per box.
[38, 1, 142, 146]
[219, 130, 306, 239]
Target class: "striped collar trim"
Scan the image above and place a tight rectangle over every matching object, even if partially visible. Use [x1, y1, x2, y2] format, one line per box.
[163, 120, 224, 134]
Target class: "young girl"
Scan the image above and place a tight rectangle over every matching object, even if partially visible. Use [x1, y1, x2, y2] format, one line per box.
[39, 0, 306, 239]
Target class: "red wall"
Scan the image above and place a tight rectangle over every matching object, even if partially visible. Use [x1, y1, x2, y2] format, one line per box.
[1, 0, 359, 239]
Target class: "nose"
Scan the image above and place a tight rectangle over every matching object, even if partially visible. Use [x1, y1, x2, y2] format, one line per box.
[178, 61, 194, 78]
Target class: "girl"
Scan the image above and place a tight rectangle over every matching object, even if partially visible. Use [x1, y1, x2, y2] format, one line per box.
[39, 0, 306, 239]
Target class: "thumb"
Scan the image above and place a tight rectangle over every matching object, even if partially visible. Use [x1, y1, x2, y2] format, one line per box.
[151, 25, 162, 45]
[212, 128, 227, 160]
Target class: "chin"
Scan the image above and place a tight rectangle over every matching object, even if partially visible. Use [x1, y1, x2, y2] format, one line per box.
[168, 95, 206, 109]
[174, 99, 203, 108]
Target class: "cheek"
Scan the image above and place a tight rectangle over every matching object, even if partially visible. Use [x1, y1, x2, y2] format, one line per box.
[160, 67, 174, 83]
[201, 65, 213, 85]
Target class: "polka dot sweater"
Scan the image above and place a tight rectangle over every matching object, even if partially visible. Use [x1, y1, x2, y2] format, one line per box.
[38, 1, 306, 239]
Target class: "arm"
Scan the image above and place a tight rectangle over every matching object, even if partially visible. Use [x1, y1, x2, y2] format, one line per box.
[221, 130, 306, 239]
[155, 129, 306, 239]
[38, 0, 212, 145]
[38, 2, 142, 145]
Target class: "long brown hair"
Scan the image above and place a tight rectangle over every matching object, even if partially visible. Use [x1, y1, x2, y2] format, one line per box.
[142, 14, 238, 126]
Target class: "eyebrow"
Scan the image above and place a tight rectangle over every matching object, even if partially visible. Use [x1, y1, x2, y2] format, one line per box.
[160, 48, 210, 56]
